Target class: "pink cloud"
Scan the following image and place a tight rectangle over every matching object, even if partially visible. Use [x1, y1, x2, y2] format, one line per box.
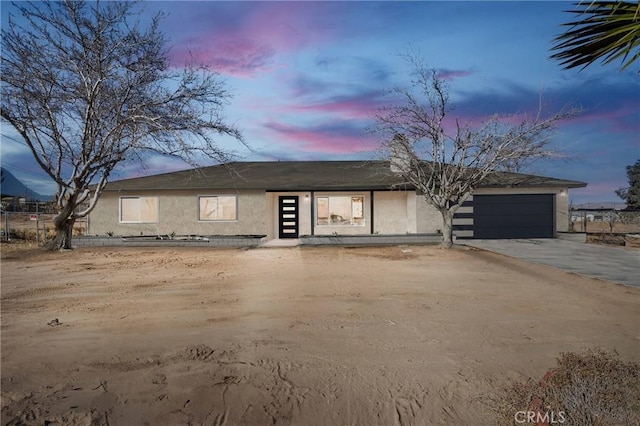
[264, 121, 377, 154]
[237, 91, 390, 122]
[166, 3, 335, 77]
[440, 108, 581, 134]
[436, 69, 473, 80]
[286, 92, 390, 119]
[570, 105, 640, 134]
[169, 38, 276, 77]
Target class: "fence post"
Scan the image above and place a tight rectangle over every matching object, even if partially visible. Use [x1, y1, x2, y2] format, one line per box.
[4, 211, 9, 241]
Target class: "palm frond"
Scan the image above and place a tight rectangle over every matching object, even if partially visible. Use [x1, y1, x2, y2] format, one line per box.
[551, 1, 640, 73]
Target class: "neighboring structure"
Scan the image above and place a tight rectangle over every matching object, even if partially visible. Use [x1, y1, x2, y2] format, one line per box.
[570, 202, 627, 222]
[89, 161, 586, 241]
[569, 202, 631, 233]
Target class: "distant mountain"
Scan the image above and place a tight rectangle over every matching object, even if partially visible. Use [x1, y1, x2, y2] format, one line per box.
[0, 167, 50, 201]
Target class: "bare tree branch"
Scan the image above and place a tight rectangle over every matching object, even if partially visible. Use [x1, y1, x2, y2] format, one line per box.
[372, 55, 578, 248]
[1, 0, 245, 250]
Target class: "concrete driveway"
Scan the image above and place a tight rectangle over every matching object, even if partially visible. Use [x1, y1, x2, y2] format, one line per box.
[463, 239, 640, 287]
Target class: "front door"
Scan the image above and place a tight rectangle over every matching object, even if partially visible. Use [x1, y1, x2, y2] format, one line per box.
[278, 196, 299, 238]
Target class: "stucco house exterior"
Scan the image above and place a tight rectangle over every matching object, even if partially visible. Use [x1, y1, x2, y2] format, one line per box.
[88, 161, 586, 242]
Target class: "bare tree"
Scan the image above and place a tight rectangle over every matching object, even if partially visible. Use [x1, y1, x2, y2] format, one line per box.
[373, 56, 575, 248]
[1, 1, 244, 250]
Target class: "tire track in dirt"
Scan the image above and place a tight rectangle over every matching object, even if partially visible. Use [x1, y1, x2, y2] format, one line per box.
[4, 245, 638, 425]
[1, 285, 70, 300]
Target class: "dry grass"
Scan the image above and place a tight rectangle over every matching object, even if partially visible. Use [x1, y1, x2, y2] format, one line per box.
[583, 222, 640, 234]
[586, 233, 626, 246]
[571, 213, 640, 235]
[493, 348, 640, 425]
[1, 213, 86, 243]
[3, 227, 86, 243]
[570, 215, 640, 246]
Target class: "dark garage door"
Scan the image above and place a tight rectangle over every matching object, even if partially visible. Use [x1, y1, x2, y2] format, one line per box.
[473, 194, 554, 239]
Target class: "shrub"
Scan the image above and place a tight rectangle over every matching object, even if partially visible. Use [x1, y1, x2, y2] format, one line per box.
[493, 348, 640, 425]
[10, 228, 54, 241]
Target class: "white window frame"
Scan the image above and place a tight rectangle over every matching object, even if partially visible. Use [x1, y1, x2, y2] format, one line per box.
[316, 195, 365, 226]
[198, 195, 238, 222]
[119, 196, 159, 223]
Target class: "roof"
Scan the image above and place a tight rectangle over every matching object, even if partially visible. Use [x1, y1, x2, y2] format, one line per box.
[102, 161, 587, 192]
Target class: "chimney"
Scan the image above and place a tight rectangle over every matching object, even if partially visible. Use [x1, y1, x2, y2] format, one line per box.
[389, 134, 412, 174]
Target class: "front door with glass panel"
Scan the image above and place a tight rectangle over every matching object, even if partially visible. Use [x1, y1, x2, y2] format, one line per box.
[278, 196, 299, 238]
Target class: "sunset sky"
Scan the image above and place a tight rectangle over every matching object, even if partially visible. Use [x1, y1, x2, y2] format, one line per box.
[1, 1, 638, 204]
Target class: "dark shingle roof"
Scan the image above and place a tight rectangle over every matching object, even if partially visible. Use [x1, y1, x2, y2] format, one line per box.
[103, 161, 587, 191]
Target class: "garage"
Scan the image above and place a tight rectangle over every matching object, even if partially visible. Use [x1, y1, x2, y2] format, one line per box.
[472, 194, 555, 239]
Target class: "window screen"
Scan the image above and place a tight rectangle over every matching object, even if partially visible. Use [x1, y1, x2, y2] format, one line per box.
[199, 196, 237, 221]
[120, 197, 158, 222]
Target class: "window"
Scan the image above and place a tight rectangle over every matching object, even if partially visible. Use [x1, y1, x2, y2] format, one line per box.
[120, 197, 158, 223]
[199, 196, 237, 221]
[316, 196, 364, 226]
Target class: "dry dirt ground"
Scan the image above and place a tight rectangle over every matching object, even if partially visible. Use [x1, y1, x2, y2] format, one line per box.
[1, 244, 639, 425]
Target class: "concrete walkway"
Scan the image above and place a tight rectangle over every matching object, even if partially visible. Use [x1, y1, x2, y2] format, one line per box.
[260, 238, 300, 247]
[463, 239, 640, 288]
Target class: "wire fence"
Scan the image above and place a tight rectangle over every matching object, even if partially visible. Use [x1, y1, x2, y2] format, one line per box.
[570, 210, 640, 234]
[1, 211, 89, 245]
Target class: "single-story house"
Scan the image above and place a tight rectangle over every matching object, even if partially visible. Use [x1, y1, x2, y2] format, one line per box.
[88, 161, 587, 241]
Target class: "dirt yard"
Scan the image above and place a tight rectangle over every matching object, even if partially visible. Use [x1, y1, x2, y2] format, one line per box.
[1, 244, 639, 425]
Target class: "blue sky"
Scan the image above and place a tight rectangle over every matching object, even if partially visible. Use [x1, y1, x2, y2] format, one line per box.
[1, 1, 638, 204]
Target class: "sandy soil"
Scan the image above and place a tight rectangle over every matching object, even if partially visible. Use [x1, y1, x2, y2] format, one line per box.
[1, 243, 639, 425]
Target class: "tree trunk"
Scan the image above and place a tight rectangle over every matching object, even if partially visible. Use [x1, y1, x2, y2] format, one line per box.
[440, 209, 454, 248]
[45, 215, 75, 251]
